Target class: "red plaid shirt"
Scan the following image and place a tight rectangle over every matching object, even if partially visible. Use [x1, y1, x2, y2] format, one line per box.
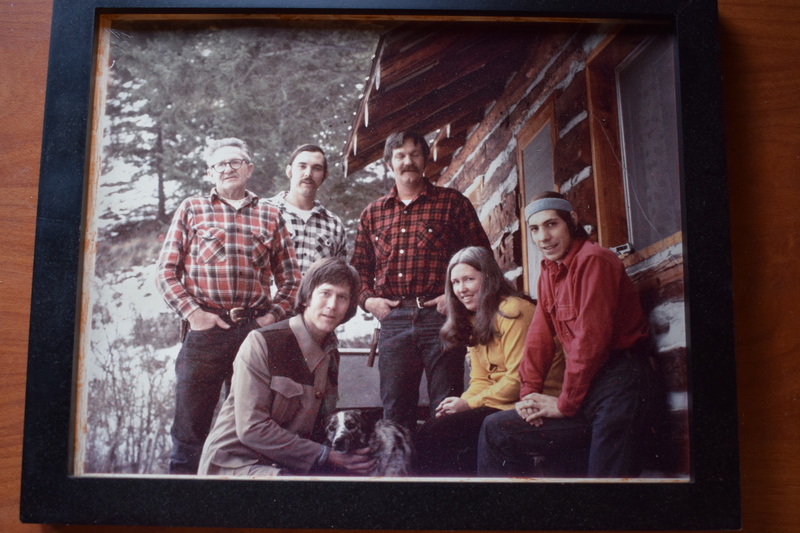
[351, 180, 490, 307]
[156, 188, 301, 321]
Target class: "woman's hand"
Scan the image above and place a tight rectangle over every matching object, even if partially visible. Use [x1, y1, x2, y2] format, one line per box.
[515, 393, 564, 427]
[435, 397, 469, 418]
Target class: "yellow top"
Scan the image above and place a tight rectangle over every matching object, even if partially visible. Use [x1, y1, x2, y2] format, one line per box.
[462, 296, 564, 410]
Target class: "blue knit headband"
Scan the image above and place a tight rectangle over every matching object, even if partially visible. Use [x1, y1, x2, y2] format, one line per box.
[524, 198, 574, 222]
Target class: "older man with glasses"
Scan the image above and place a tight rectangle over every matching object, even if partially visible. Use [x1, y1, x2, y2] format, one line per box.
[156, 137, 301, 474]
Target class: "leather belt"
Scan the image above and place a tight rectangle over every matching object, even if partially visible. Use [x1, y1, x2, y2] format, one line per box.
[202, 306, 265, 324]
[395, 296, 436, 309]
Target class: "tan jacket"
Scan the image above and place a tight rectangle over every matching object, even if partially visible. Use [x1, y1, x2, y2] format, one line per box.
[198, 315, 338, 476]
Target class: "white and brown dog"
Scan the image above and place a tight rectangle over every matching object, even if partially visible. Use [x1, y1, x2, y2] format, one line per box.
[324, 410, 413, 477]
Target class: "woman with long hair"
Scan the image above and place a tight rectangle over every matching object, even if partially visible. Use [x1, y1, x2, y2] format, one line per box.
[413, 246, 564, 476]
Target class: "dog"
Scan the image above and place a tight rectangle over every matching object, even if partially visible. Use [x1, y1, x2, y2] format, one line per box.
[324, 410, 413, 477]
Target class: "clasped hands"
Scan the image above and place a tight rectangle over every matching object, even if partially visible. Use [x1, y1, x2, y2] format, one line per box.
[515, 392, 564, 427]
[434, 396, 469, 418]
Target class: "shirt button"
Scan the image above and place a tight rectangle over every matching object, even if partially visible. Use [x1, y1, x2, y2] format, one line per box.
[398, 273, 404, 278]
[315, 390, 322, 399]
[399, 249, 405, 254]
[401, 228, 406, 233]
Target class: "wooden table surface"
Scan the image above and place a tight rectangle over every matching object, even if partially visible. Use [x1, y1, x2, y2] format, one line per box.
[2, 1, 798, 532]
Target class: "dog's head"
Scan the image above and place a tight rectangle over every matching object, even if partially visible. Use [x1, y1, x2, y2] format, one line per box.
[324, 410, 370, 452]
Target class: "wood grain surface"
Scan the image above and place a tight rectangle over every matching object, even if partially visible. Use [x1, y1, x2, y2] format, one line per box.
[1, 1, 798, 531]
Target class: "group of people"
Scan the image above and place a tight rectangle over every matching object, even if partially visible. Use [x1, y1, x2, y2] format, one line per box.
[155, 131, 656, 478]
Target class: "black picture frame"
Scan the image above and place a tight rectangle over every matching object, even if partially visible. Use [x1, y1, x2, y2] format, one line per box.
[21, 0, 739, 529]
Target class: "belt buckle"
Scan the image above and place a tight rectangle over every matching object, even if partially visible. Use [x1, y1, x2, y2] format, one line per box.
[229, 307, 247, 323]
[415, 296, 426, 309]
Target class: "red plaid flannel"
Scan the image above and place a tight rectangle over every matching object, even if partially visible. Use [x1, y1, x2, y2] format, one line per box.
[352, 180, 491, 307]
[156, 189, 301, 321]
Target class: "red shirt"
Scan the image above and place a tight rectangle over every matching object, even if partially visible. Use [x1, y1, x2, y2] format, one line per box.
[519, 238, 650, 417]
[351, 180, 491, 307]
[156, 188, 301, 321]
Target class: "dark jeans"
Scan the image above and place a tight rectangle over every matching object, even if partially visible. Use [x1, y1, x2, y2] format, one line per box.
[169, 320, 256, 474]
[414, 406, 499, 476]
[477, 352, 656, 478]
[378, 307, 465, 431]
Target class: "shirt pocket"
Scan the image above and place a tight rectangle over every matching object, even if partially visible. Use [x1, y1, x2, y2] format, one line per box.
[554, 304, 578, 341]
[252, 231, 273, 270]
[270, 375, 304, 426]
[196, 226, 226, 264]
[315, 234, 336, 257]
[416, 223, 447, 255]
[372, 229, 393, 261]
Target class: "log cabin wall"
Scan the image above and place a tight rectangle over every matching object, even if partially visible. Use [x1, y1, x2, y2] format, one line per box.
[436, 24, 689, 476]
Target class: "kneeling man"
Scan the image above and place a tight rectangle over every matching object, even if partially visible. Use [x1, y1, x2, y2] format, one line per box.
[199, 258, 375, 476]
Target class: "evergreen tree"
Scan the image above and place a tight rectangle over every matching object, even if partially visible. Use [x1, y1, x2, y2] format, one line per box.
[102, 19, 391, 231]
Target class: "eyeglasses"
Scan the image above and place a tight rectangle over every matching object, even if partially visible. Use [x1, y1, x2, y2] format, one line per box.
[209, 159, 248, 172]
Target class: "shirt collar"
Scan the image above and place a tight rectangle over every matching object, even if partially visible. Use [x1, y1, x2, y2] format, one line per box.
[387, 179, 433, 206]
[271, 190, 324, 213]
[289, 314, 336, 373]
[542, 238, 588, 273]
[210, 187, 259, 206]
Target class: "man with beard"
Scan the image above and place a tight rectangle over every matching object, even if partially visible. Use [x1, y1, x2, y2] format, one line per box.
[156, 137, 301, 474]
[351, 131, 491, 432]
[267, 144, 347, 275]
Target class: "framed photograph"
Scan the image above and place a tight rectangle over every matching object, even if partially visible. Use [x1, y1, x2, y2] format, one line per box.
[21, 0, 739, 529]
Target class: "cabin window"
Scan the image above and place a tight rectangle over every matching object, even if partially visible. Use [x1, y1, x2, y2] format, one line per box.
[617, 35, 681, 251]
[516, 99, 556, 297]
[587, 29, 681, 257]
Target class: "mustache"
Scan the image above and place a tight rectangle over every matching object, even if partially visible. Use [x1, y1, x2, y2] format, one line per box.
[400, 165, 421, 173]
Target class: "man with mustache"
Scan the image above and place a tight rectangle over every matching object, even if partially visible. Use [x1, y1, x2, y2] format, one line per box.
[351, 131, 491, 432]
[267, 144, 347, 276]
[156, 137, 301, 474]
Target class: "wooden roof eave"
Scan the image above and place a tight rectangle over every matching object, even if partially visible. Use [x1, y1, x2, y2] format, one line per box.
[343, 26, 533, 177]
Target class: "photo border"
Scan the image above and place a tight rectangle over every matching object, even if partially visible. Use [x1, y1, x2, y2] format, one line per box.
[21, 0, 739, 529]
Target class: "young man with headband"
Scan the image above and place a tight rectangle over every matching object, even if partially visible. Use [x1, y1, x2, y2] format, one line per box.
[477, 191, 656, 478]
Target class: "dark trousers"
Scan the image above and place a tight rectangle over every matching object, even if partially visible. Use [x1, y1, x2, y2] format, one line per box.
[169, 320, 256, 474]
[414, 406, 500, 476]
[378, 307, 465, 432]
[477, 352, 656, 478]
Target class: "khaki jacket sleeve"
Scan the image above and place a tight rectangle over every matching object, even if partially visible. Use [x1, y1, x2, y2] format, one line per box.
[232, 331, 324, 474]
